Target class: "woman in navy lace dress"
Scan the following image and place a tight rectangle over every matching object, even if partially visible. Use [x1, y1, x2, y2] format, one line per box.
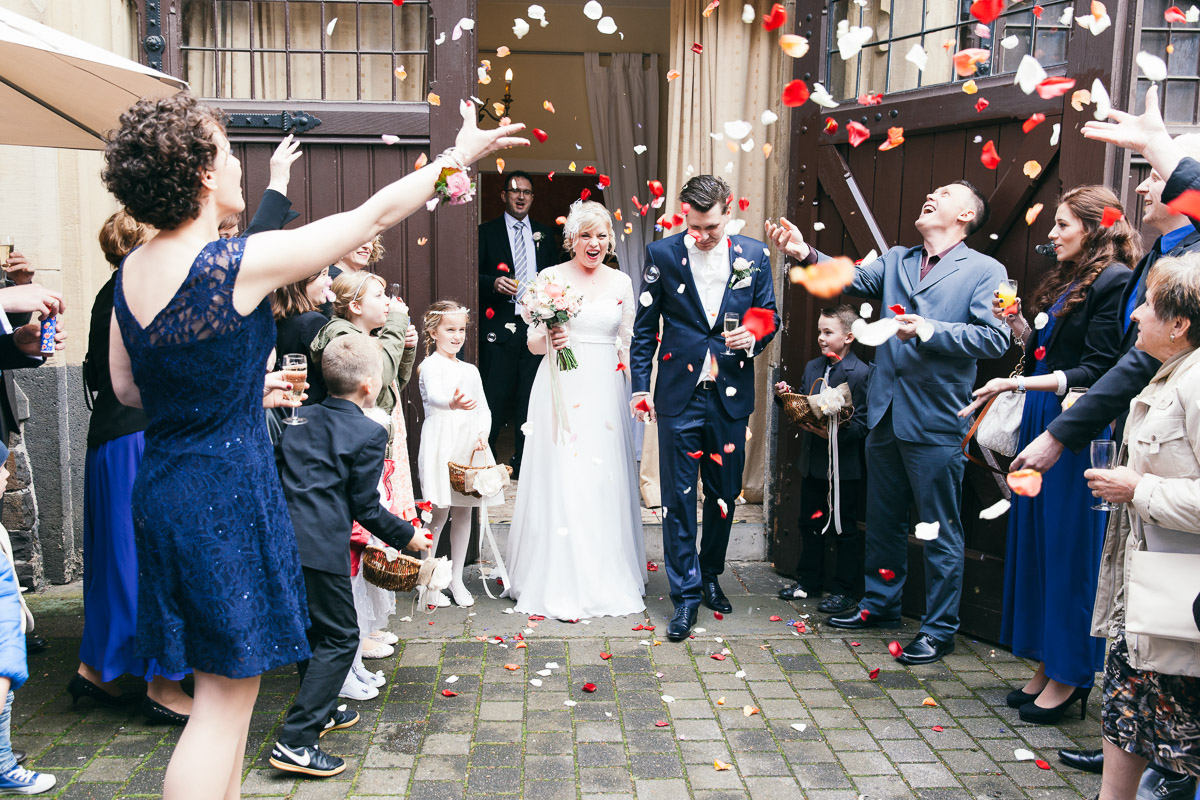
[101, 93, 525, 799]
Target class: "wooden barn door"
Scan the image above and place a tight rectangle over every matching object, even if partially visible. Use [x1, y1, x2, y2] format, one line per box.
[774, 0, 1132, 640]
[135, 0, 479, 488]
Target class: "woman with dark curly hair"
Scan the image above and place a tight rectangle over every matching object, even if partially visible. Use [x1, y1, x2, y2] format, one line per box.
[102, 92, 525, 792]
[962, 185, 1138, 724]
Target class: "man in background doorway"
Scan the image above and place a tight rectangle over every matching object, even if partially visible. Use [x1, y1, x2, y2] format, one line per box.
[478, 171, 560, 477]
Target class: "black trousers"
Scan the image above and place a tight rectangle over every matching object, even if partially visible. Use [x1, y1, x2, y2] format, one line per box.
[278, 567, 358, 749]
[795, 476, 864, 597]
[481, 329, 541, 469]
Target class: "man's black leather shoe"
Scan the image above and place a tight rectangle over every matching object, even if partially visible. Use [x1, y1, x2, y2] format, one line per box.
[25, 636, 47, 655]
[1058, 749, 1103, 774]
[895, 632, 954, 665]
[827, 608, 901, 629]
[702, 581, 732, 614]
[818, 593, 861, 615]
[666, 606, 697, 641]
[1137, 765, 1197, 800]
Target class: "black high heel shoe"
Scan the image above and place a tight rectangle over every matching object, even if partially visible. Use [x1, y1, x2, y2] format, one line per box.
[1019, 686, 1091, 724]
[67, 674, 137, 708]
[142, 697, 189, 726]
[1006, 687, 1040, 709]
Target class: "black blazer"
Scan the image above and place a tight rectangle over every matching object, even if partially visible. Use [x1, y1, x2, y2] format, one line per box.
[477, 215, 560, 345]
[1022, 263, 1131, 383]
[1047, 231, 1200, 451]
[796, 350, 870, 481]
[84, 274, 149, 447]
[243, 189, 300, 237]
[276, 397, 415, 576]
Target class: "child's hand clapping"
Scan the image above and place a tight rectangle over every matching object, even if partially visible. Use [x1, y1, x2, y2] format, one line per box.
[449, 387, 477, 411]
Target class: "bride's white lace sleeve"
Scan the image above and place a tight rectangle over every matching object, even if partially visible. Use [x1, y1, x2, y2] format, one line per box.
[618, 274, 635, 368]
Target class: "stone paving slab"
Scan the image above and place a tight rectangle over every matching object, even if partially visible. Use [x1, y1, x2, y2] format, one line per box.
[20, 563, 1103, 799]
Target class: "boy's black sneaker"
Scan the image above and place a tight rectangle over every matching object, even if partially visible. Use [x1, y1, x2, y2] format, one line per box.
[269, 743, 346, 777]
[319, 705, 360, 738]
[778, 581, 821, 601]
[818, 593, 861, 615]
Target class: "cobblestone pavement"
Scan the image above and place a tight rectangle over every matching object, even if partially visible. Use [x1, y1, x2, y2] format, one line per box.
[20, 563, 1103, 800]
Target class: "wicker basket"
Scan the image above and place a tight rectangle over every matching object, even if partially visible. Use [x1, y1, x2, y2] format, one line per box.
[781, 381, 853, 428]
[448, 451, 513, 498]
[362, 546, 422, 592]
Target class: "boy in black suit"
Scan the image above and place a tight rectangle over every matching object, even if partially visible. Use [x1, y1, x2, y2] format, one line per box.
[271, 334, 429, 778]
[776, 305, 870, 615]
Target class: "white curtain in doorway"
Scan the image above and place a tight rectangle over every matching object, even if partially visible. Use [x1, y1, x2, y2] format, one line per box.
[582, 52, 660, 287]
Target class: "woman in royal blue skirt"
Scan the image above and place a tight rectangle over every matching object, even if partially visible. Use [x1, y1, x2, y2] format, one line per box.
[963, 186, 1139, 724]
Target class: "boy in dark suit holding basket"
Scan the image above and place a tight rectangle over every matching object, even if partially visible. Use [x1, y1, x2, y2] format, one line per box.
[775, 305, 870, 615]
[271, 334, 429, 778]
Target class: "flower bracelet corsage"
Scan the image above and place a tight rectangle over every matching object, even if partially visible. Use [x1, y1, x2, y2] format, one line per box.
[427, 147, 476, 210]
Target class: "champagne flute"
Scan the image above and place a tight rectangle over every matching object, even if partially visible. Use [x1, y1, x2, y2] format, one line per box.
[0, 236, 12, 269]
[1090, 439, 1117, 511]
[997, 279, 1018, 311]
[722, 312, 740, 355]
[281, 353, 308, 426]
[389, 283, 402, 300]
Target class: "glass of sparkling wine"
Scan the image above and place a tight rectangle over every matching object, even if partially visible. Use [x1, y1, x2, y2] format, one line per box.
[389, 283, 401, 299]
[0, 236, 13, 269]
[281, 353, 308, 426]
[997, 279, 1018, 310]
[1090, 439, 1117, 511]
[722, 312, 740, 355]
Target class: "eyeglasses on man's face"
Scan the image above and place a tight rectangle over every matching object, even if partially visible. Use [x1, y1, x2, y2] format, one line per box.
[506, 189, 534, 197]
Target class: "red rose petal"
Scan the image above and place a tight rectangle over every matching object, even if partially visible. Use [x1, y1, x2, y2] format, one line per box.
[598, 174, 611, 188]
[580, 188, 592, 201]
[711, 653, 726, 661]
[888, 304, 905, 315]
[648, 180, 665, 198]
[975, 97, 990, 113]
[860, 609, 871, 620]
[644, 625, 656, 631]
[723, 443, 736, 453]
[738, 197, 750, 211]
[810, 510, 824, 520]
[743, 307, 777, 340]
[582, 165, 597, 175]
[1022, 113, 1046, 134]
[485, 307, 495, 319]
[868, 668, 880, 680]
[769, 615, 782, 622]
[497, 263, 510, 272]
[1034, 346, 1046, 360]
[981, 140, 1001, 170]
[781, 79, 810, 107]
[635, 398, 652, 413]
[1032, 4, 1043, 17]
[691, 42, 704, 55]
[646, 561, 659, 572]
[632, 624, 644, 631]
[1165, 5, 1188, 22]
[714, 612, 724, 620]
[846, 121, 870, 148]
[654, 720, 669, 727]
[441, 689, 458, 697]
[887, 641, 903, 658]
[969, 0, 1004, 24]
[1035, 759, 1051, 770]
[1100, 206, 1123, 227]
[824, 117, 838, 134]
[709, 453, 723, 466]
[879, 568, 896, 582]
[686, 450, 703, 459]
[615, 363, 627, 372]
[850, 641, 861, 647]
[762, 3, 787, 30]
[532, 128, 548, 143]
[1035, 76, 1076, 99]
[932, 725, 944, 732]
[582, 683, 597, 693]
[1168, 189, 1200, 219]
[600, 652, 612, 660]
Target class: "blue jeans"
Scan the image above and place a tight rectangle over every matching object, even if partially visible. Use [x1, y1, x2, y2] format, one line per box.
[0, 690, 16, 774]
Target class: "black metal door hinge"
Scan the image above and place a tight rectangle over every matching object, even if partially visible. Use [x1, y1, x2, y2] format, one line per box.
[227, 111, 323, 134]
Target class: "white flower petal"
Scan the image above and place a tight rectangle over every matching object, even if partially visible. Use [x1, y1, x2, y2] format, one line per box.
[914, 521, 940, 541]
[979, 499, 1011, 520]
[597, 16, 618, 34]
[583, 1, 603, 20]
[1014, 55, 1047, 94]
[859, 303, 873, 318]
[1000, 35, 1019, 49]
[633, 144, 648, 155]
[640, 291, 653, 307]
[326, 18, 338, 36]
[512, 18, 530, 38]
[1051, 123, 1061, 147]
[813, 221, 826, 231]
[724, 120, 753, 140]
[850, 318, 900, 347]
[741, 3, 755, 23]
[915, 321, 934, 342]
[791, 723, 807, 732]
[1188, 5, 1200, 23]
[1091, 78, 1111, 121]
[661, 694, 676, 703]
[905, 42, 928, 72]
[1136, 51, 1168, 82]
[809, 82, 840, 109]
[530, 678, 543, 687]
[1014, 748, 1037, 761]
[761, 110, 779, 126]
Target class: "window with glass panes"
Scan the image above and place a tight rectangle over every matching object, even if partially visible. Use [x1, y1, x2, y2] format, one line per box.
[1134, 0, 1200, 125]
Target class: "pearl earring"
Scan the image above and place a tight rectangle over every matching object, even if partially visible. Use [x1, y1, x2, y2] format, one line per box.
[1171, 333, 1177, 341]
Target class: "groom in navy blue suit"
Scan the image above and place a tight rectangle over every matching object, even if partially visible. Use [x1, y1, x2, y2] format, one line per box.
[631, 176, 778, 641]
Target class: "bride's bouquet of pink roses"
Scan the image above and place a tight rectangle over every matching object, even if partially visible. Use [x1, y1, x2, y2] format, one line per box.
[521, 274, 584, 371]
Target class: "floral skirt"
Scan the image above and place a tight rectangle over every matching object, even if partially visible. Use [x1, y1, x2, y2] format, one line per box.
[1101, 633, 1200, 777]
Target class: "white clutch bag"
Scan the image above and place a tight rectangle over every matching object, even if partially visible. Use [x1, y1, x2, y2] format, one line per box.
[1126, 550, 1200, 643]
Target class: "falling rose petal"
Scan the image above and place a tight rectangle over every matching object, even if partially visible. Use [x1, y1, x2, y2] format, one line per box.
[1051, 122, 1061, 146]
[381, 134, 401, 145]
[1025, 203, 1044, 225]
[666, 69, 681, 82]
[809, 82, 840, 109]
[980, 140, 1001, 169]
[868, 667, 881, 680]
[1035, 77, 1077, 99]
[1001, 34, 1019, 49]
[969, 0, 1004, 24]
[1070, 89, 1092, 112]
[417, 237, 428, 247]
[878, 126, 905, 151]
[1034, 345, 1047, 359]
[888, 641, 904, 657]
[905, 42, 928, 71]
[846, 120, 870, 147]
[638, 291, 653, 308]
[1060, 5, 1074, 24]
[714, 611, 724, 620]
[962, 80, 979, 95]
[1137, 51, 1168, 82]
[532, 128, 549, 143]
[1092, 78, 1111, 120]
[513, 17, 530, 38]
[1167, 189, 1200, 219]
[702, 0, 718, 17]
[979, 498, 1011, 520]
[427, 92, 441, 106]
[953, 48, 991, 77]
[691, 41, 703, 54]
[1187, 5, 1199, 21]
[1035, 759, 1051, 770]
[836, 21, 874, 60]
[598, 16, 618, 34]
[860, 609, 871, 620]
[975, 21, 992, 38]
[1165, 5, 1188, 21]
[1007, 468, 1044, 497]
[741, 3, 755, 23]
[724, 119, 753, 140]
[1023, 113, 1046, 133]
[1023, 160, 1042, 179]
[441, 689, 458, 697]
[850, 318, 901, 347]
[1014, 748, 1037, 761]
[1014, 55, 1048, 94]
[879, 568, 896, 582]
[326, 17, 338, 36]
[975, 98, 990, 113]
[762, 3, 787, 30]
[824, 117, 838, 134]
[583, 1, 604, 20]
[781, 80, 810, 107]
[779, 35, 810, 58]
[915, 521, 940, 541]
[1100, 206, 1123, 227]
[743, 307, 777, 340]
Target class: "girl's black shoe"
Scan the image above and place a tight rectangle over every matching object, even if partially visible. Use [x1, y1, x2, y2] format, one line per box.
[1019, 686, 1091, 724]
[67, 674, 137, 708]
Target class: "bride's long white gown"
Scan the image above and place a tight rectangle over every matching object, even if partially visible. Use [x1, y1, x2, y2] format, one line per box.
[503, 265, 647, 619]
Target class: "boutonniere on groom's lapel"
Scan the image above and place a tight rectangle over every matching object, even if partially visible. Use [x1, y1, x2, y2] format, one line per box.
[730, 257, 756, 290]
[532, 231, 544, 244]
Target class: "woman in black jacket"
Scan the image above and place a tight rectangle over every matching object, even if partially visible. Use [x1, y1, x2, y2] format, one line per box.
[963, 186, 1139, 724]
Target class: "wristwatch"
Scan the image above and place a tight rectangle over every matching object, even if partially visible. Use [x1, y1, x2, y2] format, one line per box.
[1015, 375, 1027, 393]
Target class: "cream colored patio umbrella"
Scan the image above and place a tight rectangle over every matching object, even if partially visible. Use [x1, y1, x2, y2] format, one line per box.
[0, 6, 186, 151]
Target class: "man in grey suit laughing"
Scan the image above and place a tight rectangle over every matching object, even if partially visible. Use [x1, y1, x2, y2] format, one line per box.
[767, 181, 1009, 665]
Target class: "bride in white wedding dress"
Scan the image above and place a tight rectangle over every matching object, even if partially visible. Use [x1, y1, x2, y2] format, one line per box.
[502, 200, 647, 619]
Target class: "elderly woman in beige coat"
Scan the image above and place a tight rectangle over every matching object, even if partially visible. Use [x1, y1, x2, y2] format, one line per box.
[1085, 252, 1200, 800]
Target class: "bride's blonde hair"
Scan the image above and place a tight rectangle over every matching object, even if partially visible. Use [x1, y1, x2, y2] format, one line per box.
[562, 200, 615, 256]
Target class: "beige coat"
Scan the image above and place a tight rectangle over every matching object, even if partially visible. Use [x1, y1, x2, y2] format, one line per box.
[1092, 346, 1200, 677]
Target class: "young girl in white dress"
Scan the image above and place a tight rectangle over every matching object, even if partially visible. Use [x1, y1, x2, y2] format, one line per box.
[417, 302, 502, 608]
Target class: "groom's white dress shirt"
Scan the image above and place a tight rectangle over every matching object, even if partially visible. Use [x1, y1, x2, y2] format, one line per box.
[685, 235, 730, 385]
